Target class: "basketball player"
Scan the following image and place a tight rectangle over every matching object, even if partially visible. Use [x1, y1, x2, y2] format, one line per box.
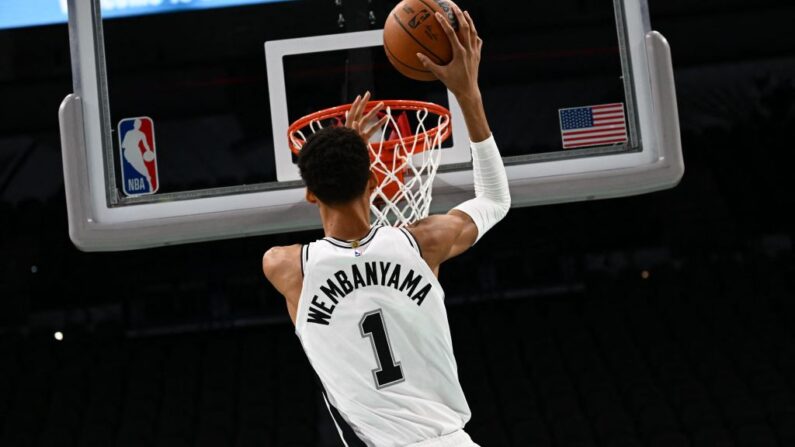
[263, 7, 509, 446]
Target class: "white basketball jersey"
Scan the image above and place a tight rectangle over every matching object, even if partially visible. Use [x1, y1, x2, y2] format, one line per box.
[294, 225, 471, 446]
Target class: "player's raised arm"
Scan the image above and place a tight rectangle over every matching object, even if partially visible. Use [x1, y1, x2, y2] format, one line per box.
[411, 6, 510, 271]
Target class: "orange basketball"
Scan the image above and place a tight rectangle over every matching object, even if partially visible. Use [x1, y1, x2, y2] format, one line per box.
[383, 0, 459, 81]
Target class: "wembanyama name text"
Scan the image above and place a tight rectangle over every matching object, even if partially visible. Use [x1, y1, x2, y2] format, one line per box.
[305, 261, 433, 325]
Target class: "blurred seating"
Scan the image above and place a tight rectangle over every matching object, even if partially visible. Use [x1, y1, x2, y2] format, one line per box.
[0, 253, 793, 446]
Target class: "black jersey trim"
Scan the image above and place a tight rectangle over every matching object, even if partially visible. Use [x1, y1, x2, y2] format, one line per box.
[398, 227, 417, 251]
[300, 244, 308, 277]
[323, 226, 382, 249]
[322, 239, 352, 249]
[309, 369, 367, 446]
[399, 227, 423, 258]
[360, 226, 381, 246]
[322, 391, 367, 447]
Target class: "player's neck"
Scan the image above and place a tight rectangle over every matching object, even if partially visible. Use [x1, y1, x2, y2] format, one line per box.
[318, 199, 372, 242]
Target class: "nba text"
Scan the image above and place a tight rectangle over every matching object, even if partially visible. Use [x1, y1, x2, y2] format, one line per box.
[126, 178, 149, 193]
[307, 261, 434, 326]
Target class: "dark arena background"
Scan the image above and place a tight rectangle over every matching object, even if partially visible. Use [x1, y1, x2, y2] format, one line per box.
[2, 0, 795, 446]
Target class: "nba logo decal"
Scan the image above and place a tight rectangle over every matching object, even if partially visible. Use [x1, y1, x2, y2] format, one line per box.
[118, 117, 159, 196]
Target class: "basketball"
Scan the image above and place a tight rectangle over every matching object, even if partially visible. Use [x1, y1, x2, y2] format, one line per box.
[384, 0, 460, 81]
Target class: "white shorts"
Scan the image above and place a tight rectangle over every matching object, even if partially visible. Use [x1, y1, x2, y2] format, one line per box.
[406, 429, 480, 447]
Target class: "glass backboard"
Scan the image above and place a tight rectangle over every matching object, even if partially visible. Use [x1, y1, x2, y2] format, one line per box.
[59, 0, 683, 251]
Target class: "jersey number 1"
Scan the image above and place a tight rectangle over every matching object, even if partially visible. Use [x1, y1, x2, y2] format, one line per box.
[359, 309, 405, 389]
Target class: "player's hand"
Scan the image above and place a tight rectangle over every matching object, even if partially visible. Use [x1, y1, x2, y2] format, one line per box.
[346, 91, 389, 143]
[416, 5, 482, 100]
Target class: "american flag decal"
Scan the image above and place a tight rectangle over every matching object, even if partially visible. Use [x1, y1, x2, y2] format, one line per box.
[559, 103, 628, 149]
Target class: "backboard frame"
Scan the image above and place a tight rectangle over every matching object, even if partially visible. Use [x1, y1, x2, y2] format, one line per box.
[59, 0, 683, 251]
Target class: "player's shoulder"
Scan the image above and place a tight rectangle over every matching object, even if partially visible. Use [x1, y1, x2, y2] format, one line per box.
[262, 244, 302, 277]
[407, 213, 469, 245]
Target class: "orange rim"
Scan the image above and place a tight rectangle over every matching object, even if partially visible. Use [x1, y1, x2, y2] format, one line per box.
[288, 100, 451, 157]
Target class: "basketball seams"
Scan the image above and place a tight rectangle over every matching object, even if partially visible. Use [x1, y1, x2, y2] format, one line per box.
[390, 13, 446, 65]
[416, 0, 456, 30]
[384, 40, 434, 75]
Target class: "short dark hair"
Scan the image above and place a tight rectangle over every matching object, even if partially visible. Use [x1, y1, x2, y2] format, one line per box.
[297, 126, 371, 205]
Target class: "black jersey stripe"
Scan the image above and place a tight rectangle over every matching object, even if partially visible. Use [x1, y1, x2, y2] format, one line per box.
[322, 239, 354, 249]
[322, 391, 367, 447]
[398, 227, 418, 252]
[359, 226, 382, 246]
[309, 367, 367, 446]
[300, 244, 307, 277]
[325, 226, 376, 246]
[323, 226, 382, 249]
[400, 227, 423, 258]
[407, 229, 423, 258]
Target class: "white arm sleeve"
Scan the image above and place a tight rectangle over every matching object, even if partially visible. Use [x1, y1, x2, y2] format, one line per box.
[452, 134, 511, 244]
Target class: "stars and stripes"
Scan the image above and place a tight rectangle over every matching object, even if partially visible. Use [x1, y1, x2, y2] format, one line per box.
[559, 103, 628, 149]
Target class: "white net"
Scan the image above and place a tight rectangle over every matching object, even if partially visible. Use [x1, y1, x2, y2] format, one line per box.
[290, 102, 449, 227]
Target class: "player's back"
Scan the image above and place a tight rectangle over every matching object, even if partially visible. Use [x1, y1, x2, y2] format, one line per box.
[295, 225, 471, 446]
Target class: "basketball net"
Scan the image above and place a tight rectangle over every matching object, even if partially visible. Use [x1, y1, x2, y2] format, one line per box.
[288, 100, 451, 227]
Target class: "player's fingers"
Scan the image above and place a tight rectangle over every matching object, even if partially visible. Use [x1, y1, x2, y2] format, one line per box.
[435, 12, 464, 56]
[363, 115, 389, 140]
[464, 10, 478, 49]
[346, 95, 362, 125]
[361, 101, 384, 126]
[353, 93, 366, 120]
[361, 91, 371, 115]
[451, 5, 470, 49]
[464, 11, 477, 37]
[416, 52, 444, 78]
